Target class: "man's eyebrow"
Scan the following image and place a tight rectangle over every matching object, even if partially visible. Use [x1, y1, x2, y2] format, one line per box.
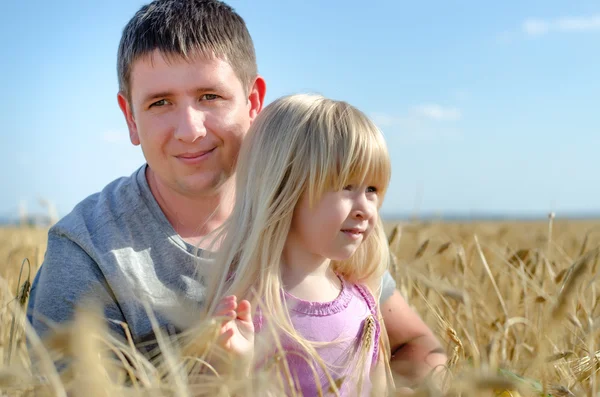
[141, 91, 172, 105]
[140, 86, 228, 105]
[193, 85, 226, 94]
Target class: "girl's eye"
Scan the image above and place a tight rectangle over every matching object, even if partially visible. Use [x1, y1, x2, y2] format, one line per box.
[366, 186, 378, 194]
[343, 185, 353, 191]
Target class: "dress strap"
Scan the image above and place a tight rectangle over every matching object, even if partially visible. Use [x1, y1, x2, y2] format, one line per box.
[354, 284, 381, 365]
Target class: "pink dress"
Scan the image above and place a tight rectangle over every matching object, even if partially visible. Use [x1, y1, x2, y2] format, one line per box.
[255, 277, 380, 396]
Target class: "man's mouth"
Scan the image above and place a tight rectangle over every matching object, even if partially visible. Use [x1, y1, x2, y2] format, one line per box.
[176, 148, 216, 162]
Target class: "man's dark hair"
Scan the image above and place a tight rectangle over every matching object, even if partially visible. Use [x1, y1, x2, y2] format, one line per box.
[117, 0, 257, 102]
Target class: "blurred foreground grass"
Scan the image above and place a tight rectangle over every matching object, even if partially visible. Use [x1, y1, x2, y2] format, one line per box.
[2, 219, 600, 396]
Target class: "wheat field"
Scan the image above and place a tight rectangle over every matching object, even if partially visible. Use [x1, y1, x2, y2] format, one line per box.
[2, 218, 600, 396]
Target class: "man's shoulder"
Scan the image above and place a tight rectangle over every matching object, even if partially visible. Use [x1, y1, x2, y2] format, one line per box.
[51, 167, 145, 243]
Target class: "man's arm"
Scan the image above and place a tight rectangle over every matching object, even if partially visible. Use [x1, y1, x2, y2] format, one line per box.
[381, 289, 447, 387]
[27, 231, 126, 343]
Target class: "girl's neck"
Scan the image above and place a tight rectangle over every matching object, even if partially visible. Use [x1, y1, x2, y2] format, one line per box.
[281, 243, 342, 303]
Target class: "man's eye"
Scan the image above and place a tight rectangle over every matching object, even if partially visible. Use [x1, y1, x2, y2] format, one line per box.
[149, 99, 168, 108]
[201, 94, 220, 101]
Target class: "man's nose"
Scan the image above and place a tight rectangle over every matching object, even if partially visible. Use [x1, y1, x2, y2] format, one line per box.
[174, 106, 207, 143]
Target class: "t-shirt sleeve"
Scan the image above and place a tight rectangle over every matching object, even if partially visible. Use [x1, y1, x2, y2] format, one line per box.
[379, 270, 397, 306]
[27, 231, 126, 341]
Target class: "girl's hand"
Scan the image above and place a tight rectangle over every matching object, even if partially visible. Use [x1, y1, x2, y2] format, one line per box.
[215, 295, 255, 360]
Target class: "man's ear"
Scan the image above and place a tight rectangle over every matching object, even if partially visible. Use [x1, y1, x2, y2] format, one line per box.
[117, 92, 140, 145]
[247, 75, 267, 124]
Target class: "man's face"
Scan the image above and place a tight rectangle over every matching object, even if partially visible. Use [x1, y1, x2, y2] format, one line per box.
[118, 50, 264, 197]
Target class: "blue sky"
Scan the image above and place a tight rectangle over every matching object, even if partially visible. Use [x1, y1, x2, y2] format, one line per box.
[2, 0, 599, 220]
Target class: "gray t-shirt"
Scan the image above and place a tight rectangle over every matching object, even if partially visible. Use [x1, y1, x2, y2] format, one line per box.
[27, 164, 396, 347]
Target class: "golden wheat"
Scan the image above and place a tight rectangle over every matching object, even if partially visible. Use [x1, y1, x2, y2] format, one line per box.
[2, 219, 600, 396]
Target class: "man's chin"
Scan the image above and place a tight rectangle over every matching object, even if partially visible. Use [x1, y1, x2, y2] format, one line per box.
[179, 173, 233, 197]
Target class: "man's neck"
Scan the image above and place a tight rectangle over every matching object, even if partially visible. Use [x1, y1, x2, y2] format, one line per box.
[146, 167, 235, 249]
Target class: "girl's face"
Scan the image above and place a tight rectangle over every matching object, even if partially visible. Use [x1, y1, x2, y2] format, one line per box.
[285, 183, 380, 262]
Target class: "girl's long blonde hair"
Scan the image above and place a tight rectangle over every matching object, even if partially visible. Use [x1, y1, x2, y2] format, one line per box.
[202, 93, 393, 392]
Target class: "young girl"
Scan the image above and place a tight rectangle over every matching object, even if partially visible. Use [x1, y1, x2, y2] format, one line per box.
[202, 93, 394, 396]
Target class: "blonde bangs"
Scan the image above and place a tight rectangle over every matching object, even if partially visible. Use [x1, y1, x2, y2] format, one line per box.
[307, 101, 392, 206]
[342, 118, 392, 199]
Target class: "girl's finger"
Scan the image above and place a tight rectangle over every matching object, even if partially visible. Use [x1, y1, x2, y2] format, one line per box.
[217, 310, 237, 326]
[215, 296, 237, 316]
[216, 327, 235, 347]
[236, 299, 252, 322]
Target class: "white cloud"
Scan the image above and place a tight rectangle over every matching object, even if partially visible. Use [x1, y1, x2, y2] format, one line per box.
[557, 15, 600, 31]
[370, 112, 398, 127]
[523, 19, 549, 36]
[370, 112, 424, 130]
[101, 130, 128, 144]
[522, 15, 600, 36]
[370, 103, 463, 143]
[411, 104, 462, 121]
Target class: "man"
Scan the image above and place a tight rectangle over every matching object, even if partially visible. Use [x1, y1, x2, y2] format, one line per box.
[27, 0, 446, 387]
